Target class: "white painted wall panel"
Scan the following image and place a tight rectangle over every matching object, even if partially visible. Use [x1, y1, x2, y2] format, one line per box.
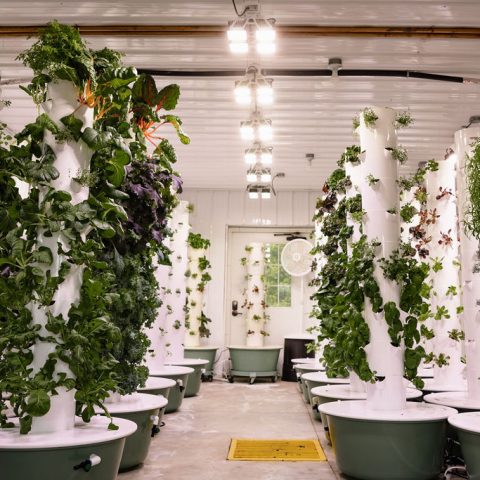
[180, 189, 320, 367]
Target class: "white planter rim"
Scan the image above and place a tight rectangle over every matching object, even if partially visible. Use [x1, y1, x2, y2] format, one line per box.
[149, 366, 194, 376]
[301, 372, 349, 383]
[184, 346, 219, 351]
[422, 378, 467, 392]
[0, 416, 137, 450]
[138, 377, 176, 390]
[95, 393, 167, 414]
[425, 392, 480, 410]
[291, 357, 316, 364]
[165, 358, 209, 367]
[449, 412, 480, 433]
[311, 384, 422, 400]
[319, 400, 457, 422]
[228, 345, 283, 350]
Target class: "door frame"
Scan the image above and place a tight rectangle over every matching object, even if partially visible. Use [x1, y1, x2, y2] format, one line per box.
[224, 225, 314, 346]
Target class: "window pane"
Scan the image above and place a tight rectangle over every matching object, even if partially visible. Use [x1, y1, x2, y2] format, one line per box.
[264, 264, 279, 284]
[278, 266, 290, 285]
[278, 286, 291, 307]
[266, 286, 277, 307]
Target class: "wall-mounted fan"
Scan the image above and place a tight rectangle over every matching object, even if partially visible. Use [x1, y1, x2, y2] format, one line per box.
[280, 238, 313, 277]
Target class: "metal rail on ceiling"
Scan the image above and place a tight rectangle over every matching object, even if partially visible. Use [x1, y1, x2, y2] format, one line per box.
[1, 25, 480, 38]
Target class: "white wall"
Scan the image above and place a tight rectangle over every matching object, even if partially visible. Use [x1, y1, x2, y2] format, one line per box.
[180, 189, 319, 359]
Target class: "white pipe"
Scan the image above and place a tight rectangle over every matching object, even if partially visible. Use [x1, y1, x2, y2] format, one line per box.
[359, 106, 405, 411]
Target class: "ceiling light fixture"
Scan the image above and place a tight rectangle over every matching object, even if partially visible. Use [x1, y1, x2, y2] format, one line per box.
[246, 167, 272, 183]
[234, 66, 274, 106]
[247, 184, 272, 200]
[239, 113, 273, 142]
[244, 144, 273, 165]
[227, 5, 276, 56]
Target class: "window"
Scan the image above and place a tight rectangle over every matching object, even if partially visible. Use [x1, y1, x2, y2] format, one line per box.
[264, 243, 291, 307]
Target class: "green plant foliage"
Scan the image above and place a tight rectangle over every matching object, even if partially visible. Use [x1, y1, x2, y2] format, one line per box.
[198, 312, 212, 338]
[395, 111, 414, 129]
[188, 232, 210, 250]
[400, 203, 418, 223]
[362, 108, 378, 128]
[339, 145, 362, 166]
[0, 23, 187, 432]
[465, 139, 480, 240]
[386, 146, 408, 164]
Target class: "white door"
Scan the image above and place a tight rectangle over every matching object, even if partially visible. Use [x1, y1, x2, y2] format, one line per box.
[225, 227, 315, 348]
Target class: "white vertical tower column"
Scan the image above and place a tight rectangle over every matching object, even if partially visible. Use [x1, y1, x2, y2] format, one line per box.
[184, 246, 207, 347]
[426, 158, 464, 386]
[163, 201, 190, 361]
[455, 126, 480, 399]
[244, 242, 267, 347]
[345, 151, 367, 393]
[30, 80, 93, 433]
[145, 259, 170, 369]
[359, 106, 405, 411]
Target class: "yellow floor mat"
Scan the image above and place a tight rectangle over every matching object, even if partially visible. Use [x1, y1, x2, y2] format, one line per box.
[227, 439, 326, 462]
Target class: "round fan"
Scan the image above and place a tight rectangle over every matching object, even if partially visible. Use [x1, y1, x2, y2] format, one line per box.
[280, 238, 313, 277]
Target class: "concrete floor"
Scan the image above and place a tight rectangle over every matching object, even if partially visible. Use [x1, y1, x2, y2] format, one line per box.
[119, 379, 339, 480]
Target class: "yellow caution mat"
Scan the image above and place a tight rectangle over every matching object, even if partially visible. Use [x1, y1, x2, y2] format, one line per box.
[227, 439, 326, 462]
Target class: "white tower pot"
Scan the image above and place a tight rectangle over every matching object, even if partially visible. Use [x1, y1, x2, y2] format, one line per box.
[184, 246, 207, 347]
[359, 106, 404, 411]
[455, 125, 480, 400]
[30, 80, 93, 434]
[163, 201, 190, 361]
[426, 158, 464, 387]
[244, 242, 267, 347]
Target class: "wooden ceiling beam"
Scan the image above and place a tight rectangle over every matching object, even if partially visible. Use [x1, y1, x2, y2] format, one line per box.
[1, 24, 480, 39]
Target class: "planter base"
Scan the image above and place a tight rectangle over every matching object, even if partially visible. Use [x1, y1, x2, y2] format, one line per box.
[98, 393, 167, 471]
[424, 391, 480, 413]
[320, 400, 457, 480]
[228, 346, 282, 384]
[150, 366, 194, 413]
[184, 346, 218, 381]
[166, 358, 209, 397]
[137, 377, 176, 429]
[449, 412, 480, 480]
[0, 416, 136, 480]
[293, 364, 326, 401]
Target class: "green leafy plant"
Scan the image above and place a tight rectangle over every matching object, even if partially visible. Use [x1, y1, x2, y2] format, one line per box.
[400, 203, 418, 223]
[386, 146, 408, 164]
[395, 111, 414, 129]
[362, 108, 378, 128]
[465, 139, 480, 239]
[366, 174, 379, 187]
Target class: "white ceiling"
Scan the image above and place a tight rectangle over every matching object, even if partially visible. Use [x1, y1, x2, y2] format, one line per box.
[1, 1, 480, 190]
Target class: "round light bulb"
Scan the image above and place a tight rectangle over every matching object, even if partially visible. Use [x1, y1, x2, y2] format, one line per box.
[261, 172, 272, 183]
[256, 27, 276, 43]
[228, 27, 248, 43]
[258, 122, 273, 141]
[260, 150, 273, 165]
[245, 150, 257, 164]
[261, 190, 271, 200]
[256, 84, 274, 105]
[246, 172, 257, 182]
[240, 122, 255, 141]
[229, 42, 249, 54]
[234, 83, 251, 105]
[248, 191, 259, 200]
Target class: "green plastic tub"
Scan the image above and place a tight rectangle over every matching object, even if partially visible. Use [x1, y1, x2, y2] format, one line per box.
[294, 366, 332, 402]
[449, 412, 480, 480]
[137, 376, 175, 427]
[228, 346, 282, 384]
[184, 346, 218, 380]
[98, 393, 167, 471]
[166, 358, 209, 397]
[321, 400, 457, 480]
[150, 365, 194, 413]
[0, 416, 136, 480]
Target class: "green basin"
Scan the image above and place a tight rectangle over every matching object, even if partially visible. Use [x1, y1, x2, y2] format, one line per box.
[166, 359, 209, 397]
[228, 346, 282, 383]
[0, 416, 136, 480]
[449, 412, 480, 480]
[150, 366, 194, 413]
[137, 377, 175, 426]
[184, 347, 218, 379]
[321, 401, 457, 480]
[99, 393, 166, 471]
